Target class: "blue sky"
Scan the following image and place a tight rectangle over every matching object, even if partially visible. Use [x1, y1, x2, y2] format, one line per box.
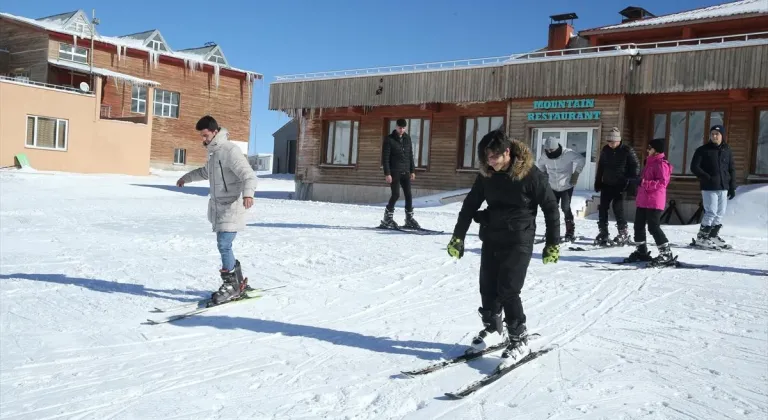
[2, 0, 723, 155]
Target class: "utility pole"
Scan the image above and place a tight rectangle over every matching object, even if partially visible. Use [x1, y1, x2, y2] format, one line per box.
[89, 9, 100, 92]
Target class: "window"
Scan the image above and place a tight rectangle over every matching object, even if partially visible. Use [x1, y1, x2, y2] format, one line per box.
[652, 110, 724, 175]
[387, 118, 431, 168]
[324, 120, 359, 166]
[153, 89, 179, 118]
[11, 69, 30, 82]
[460, 116, 505, 169]
[74, 23, 86, 33]
[208, 53, 226, 65]
[173, 148, 186, 165]
[26, 116, 68, 150]
[58, 43, 88, 64]
[131, 86, 147, 114]
[755, 109, 768, 175]
[149, 40, 166, 51]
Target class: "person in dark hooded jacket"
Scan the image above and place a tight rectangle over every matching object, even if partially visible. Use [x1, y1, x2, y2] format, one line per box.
[379, 119, 419, 229]
[690, 124, 736, 247]
[446, 129, 560, 372]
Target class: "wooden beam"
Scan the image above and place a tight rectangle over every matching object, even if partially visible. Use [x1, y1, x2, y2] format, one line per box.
[347, 106, 364, 115]
[728, 89, 749, 101]
[682, 27, 695, 39]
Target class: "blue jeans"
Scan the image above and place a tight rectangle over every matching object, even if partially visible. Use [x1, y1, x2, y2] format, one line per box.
[701, 190, 728, 226]
[216, 232, 237, 271]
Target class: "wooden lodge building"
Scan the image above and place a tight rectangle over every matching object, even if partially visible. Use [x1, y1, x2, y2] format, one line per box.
[268, 0, 768, 222]
[0, 9, 261, 171]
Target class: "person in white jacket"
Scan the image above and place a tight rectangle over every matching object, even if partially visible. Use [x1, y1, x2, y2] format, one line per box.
[536, 137, 586, 242]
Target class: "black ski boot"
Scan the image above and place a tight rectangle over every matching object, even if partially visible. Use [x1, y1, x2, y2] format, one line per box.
[708, 224, 728, 247]
[211, 260, 247, 306]
[563, 219, 576, 242]
[466, 307, 507, 354]
[378, 208, 399, 229]
[613, 225, 630, 246]
[648, 243, 676, 267]
[693, 225, 715, 248]
[594, 226, 611, 246]
[497, 319, 530, 370]
[403, 209, 421, 229]
[624, 242, 652, 263]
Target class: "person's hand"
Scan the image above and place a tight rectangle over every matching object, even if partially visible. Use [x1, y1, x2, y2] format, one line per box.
[569, 172, 579, 186]
[410, 173, 416, 181]
[728, 189, 736, 200]
[447, 236, 464, 259]
[385, 175, 392, 184]
[176, 178, 185, 187]
[243, 197, 253, 209]
[542, 244, 560, 264]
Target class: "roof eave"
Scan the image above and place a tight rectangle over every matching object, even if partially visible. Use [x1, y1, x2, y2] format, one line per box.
[579, 13, 767, 35]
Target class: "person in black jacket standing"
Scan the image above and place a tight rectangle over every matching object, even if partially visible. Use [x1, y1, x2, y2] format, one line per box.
[379, 119, 420, 229]
[446, 130, 560, 372]
[593, 127, 640, 246]
[690, 124, 736, 248]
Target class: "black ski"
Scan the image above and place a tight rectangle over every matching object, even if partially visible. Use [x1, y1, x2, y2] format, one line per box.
[444, 346, 555, 399]
[401, 333, 540, 377]
[583, 257, 708, 270]
[375, 225, 445, 235]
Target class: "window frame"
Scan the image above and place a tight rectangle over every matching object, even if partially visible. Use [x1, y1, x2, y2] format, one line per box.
[649, 109, 726, 176]
[385, 118, 432, 170]
[752, 107, 768, 176]
[321, 119, 360, 168]
[457, 115, 506, 170]
[153, 89, 180, 118]
[58, 43, 88, 64]
[25, 115, 68, 151]
[173, 148, 186, 165]
[131, 86, 147, 114]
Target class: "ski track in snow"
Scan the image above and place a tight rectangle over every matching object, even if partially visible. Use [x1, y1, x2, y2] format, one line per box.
[1, 170, 766, 419]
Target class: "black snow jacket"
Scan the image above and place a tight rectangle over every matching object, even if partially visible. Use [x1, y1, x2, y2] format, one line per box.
[690, 141, 736, 192]
[381, 131, 415, 176]
[452, 140, 561, 247]
[594, 143, 640, 190]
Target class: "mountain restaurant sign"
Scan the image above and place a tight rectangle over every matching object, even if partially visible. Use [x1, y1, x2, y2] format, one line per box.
[527, 99, 601, 121]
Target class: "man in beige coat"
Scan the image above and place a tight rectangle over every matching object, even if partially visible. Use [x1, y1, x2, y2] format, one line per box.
[177, 115, 257, 305]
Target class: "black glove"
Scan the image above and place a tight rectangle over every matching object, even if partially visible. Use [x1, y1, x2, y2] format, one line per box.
[473, 210, 489, 225]
[594, 180, 602, 193]
[728, 189, 736, 200]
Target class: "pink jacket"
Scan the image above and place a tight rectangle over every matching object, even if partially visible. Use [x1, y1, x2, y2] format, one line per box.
[635, 153, 672, 211]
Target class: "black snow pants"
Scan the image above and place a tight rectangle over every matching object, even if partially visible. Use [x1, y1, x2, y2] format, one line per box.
[386, 172, 413, 211]
[479, 242, 533, 325]
[633, 207, 669, 246]
[598, 185, 627, 230]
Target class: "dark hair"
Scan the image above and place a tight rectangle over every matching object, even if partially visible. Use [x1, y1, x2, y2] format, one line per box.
[648, 138, 665, 154]
[477, 129, 511, 165]
[396, 119, 407, 128]
[196, 115, 219, 131]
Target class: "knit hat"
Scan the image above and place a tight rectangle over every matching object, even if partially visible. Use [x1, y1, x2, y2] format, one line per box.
[710, 124, 725, 136]
[544, 137, 560, 150]
[396, 119, 407, 128]
[648, 138, 665, 154]
[606, 127, 621, 143]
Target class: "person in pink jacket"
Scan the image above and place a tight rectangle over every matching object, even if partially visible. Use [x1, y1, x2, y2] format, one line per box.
[625, 139, 676, 266]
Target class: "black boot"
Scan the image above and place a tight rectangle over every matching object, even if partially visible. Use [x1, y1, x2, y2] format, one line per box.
[498, 319, 530, 370]
[404, 209, 421, 229]
[708, 224, 727, 247]
[624, 242, 652, 262]
[594, 225, 610, 246]
[613, 225, 630, 246]
[378, 208, 398, 229]
[648, 243, 676, 267]
[694, 225, 714, 247]
[466, 307, 507, 354]
[563, 219, 576, 242]
[211, 260, 246, 306]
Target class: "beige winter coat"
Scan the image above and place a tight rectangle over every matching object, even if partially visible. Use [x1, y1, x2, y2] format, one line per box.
[180, 128, 257, 232]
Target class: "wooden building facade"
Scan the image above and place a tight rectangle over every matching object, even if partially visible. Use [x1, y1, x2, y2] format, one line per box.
[268, 1, 768, 220]
[0, 10, 261, 170]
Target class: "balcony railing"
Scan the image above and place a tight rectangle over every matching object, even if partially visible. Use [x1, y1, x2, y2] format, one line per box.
[274, 31, 768, 82]
[0, 75, 94, 94]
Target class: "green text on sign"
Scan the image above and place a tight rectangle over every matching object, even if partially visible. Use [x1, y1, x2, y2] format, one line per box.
[527, 111, 602, 121]
[533, 99, 595, 109]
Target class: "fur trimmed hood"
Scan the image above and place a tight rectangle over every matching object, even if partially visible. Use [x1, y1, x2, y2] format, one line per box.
[478, 139, 534, 180]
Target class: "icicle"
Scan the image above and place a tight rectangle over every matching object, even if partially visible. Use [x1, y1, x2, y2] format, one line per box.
[113, 76, 118, 89]
[116, 44, 121, 61]
[213, 64, 220, 89]
[73, 34, 78, 47]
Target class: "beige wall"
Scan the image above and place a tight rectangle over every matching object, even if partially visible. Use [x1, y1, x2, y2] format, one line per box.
[0, 77, 153, 175]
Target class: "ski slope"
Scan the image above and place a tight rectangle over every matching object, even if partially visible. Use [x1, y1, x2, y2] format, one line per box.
[1, 169, 766, 420]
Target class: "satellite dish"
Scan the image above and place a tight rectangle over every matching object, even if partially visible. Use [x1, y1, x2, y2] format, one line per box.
[79, 82, 90, 92]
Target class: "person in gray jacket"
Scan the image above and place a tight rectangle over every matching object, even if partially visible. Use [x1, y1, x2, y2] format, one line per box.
[177, 115, 257, 305]
[536, 137, 586, 242]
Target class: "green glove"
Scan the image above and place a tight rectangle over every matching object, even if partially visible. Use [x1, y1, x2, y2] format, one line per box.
[447, 236, 464, 259]
[542, 244, 559, 264]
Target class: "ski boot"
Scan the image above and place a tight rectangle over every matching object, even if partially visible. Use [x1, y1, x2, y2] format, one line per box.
[613, 225, 630, 246]
[378, 208, 399, 229]
[708, 224, 728, 248]
[211, 260, 248, 306]
[593, 226, 611, 246]
[465, 307, 508, 355]
[692, 225, 716, 248]
[403, 209, 421, 229]
[497, 319, 530, 371]
[648, 243, 676, 267]
[624, 242, 653, 263]
[563, 219, 576, 243]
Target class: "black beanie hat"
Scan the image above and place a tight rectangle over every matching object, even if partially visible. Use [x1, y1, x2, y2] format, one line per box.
[649, 138, 665, 154]
[396, 119, 407, 128]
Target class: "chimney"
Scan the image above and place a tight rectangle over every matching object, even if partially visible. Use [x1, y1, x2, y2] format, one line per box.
[619, 6, 655, 23]
[548, 13, 578, 52]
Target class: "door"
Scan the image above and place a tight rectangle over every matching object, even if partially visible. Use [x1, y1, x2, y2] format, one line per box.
[534, 128, 594, 191]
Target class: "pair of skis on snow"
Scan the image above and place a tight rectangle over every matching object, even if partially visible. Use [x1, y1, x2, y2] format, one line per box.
[144, 285, 286, 324]
[401, 333, 555, 399]
[375, 225, 445, 236]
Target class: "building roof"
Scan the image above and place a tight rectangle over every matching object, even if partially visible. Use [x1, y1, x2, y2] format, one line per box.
[36, 11, 78, 25]
[0, 10, 262, 81]
[48, 58, 161, 86]
[118, 29, 157, 41]
[178, 45, 217, 56]
[582, 0, 768, 33]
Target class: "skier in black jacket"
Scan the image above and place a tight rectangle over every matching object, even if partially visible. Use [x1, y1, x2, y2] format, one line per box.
[447, 129, 560, 372]
[593, 127, 640, 246]
[379, 119, 419, 229]
[690, 124, 736, 247]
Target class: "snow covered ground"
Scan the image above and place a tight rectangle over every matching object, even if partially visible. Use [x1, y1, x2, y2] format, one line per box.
[1, 169, 766, 420]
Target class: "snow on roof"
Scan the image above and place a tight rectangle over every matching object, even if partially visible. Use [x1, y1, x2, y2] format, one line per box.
[586, 0, 768, 32]
[0, 11, 262, 81]
[178, 45, 216, 56]
[36, 11, 77, 25]
[48, 58, 161, 86]
[118, 29, 157, 41]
